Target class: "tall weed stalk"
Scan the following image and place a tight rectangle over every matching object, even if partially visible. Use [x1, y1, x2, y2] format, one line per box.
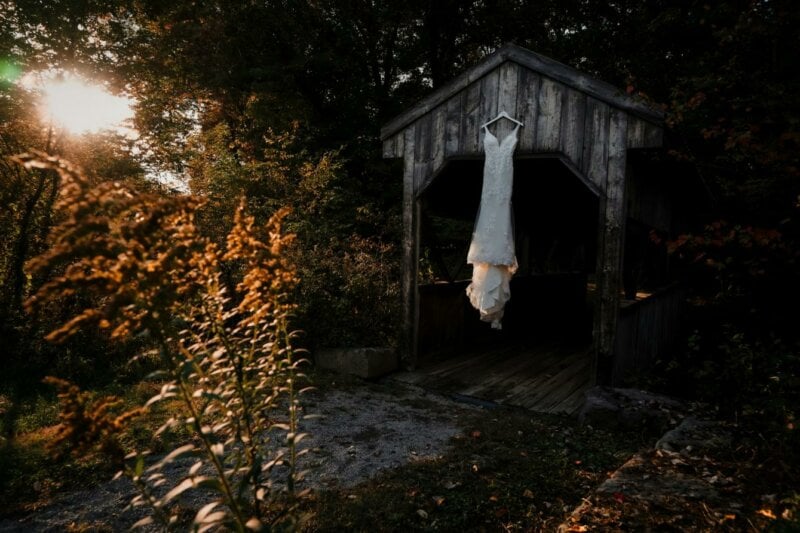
[18, 153, 310, 531]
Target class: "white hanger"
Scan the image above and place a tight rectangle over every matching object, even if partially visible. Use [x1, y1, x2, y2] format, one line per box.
[481, 110, 524, 129]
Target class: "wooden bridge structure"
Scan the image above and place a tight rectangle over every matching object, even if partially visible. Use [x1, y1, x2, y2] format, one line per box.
[381, 44, 686, 412]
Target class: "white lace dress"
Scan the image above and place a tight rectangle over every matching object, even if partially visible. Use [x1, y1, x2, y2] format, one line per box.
[466, 124, 519, 329]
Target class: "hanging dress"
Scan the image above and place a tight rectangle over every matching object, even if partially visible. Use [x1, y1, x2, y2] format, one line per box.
[466, 123, 519, 329]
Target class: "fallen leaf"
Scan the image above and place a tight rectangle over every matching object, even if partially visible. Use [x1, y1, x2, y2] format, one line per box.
[489, 494, 499, 502]
[757, 508, 776, 519]
[471, 430, 481, 439]
[432, 495, 445, 506]
[523, 489, 535, 499]
[416, 509, 428, 519]
[613, 492, 625, 504]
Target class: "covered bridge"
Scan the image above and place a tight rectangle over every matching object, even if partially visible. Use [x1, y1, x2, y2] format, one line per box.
[382, 44, 684, 411]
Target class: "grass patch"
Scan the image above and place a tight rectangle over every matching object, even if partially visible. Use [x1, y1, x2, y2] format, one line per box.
[304, 405, 650, 532]
[0, 380, 188, 517]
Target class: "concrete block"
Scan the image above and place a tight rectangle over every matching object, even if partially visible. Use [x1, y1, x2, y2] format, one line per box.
[315, 347, 398, 379]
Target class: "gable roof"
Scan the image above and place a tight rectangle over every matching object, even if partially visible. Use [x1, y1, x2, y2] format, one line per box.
[381, 43, 664, 140]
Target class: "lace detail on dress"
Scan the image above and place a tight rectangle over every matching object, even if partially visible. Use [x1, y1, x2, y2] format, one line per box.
[466, 124, 519, 329]
[467, 125, 519, 266]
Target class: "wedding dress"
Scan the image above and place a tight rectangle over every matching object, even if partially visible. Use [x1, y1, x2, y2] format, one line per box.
[466, 123, 519, 329]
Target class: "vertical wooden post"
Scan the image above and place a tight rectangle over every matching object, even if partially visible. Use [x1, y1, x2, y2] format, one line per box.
[592, 109, 628, 385]
[401, 126, 420, 369]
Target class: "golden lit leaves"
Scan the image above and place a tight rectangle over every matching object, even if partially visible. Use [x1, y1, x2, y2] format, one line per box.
[225, 199, 298, 328]
[19, 154, 306, 529]
[43, 376, 142, 464]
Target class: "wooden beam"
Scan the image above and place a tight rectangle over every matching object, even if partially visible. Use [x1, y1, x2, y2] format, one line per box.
[401, 126, 421, 369]
[592, 108, 628, 385]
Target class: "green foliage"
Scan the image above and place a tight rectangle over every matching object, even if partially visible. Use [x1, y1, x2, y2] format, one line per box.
[660, 219, 798, 330]
[651, 218, 800, 476]
[21, 155, 310, 530]
[186, 123, 401, 349]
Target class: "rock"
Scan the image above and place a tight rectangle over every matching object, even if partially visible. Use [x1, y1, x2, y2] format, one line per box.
[315, 347, 398, 379]
[655, 416, 732, 454]
[577, 386, 689, 432]
[559, 415, 736, 532]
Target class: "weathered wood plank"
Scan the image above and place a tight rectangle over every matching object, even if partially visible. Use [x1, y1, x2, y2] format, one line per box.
[528, 354, 591, 411]
[547, 361, 592, 413]
[462, 82, 482, 154]
[626, 116, 646, 148]
[643, 120, 664, 147]
[394, 131, 405, 158]
[495, 62, 519, 141]
[428, 342, 521, 379]
[401, 125, 420, 368]
[516, 68, 540, 151]
[626, 116, 663, 149]
[593, 108, 628, 385]
[560, 88, 587, 167]
[498, 62, 519, 115]
[507, 350, 588, 408]
[393, 340, 591, 413]
[382, 136, 396, 158]
[415, 160, 436, 201]
[504, 351, 572, 399]
[431, 105, 447, 174]
[414, 112, 433, 164]
[535, 77, 564, 152]
[611, 285, 684, 385]
[479, 69, 500, 146]
[444, 91, 463, 157]
[582, 97, 611, 192]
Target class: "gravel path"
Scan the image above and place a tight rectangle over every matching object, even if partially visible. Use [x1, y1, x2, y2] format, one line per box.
[0, 379, 479, 532]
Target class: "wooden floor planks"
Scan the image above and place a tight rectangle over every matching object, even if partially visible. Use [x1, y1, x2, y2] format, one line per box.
[392, 341, 592, 414]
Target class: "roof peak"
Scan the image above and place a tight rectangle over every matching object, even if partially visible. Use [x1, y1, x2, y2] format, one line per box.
[381, 43, 663, 140]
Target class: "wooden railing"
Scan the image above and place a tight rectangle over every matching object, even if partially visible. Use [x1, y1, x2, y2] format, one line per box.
[611, 283, 685, 385]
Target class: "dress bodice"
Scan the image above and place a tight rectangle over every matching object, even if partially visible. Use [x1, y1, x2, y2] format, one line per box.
[467, 125, 519, 267]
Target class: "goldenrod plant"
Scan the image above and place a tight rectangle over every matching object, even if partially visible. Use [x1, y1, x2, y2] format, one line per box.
[18, 153, 309, 531]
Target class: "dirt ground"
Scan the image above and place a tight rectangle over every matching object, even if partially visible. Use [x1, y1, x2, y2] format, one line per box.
[1, 374, 794, 532]
[0, 378, 481, 532]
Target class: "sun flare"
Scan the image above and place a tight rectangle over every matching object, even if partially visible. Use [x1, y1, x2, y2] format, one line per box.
[38, 75, 134, 135]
